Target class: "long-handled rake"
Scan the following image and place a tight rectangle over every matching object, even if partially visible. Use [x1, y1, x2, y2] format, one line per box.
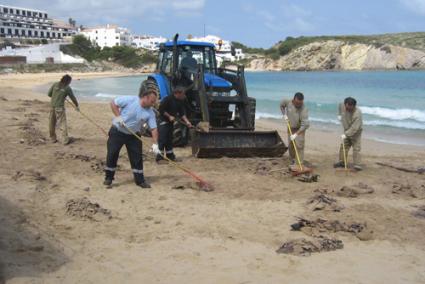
[285, 118, 312, 176]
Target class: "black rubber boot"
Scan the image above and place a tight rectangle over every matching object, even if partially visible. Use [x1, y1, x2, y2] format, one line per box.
[333, 161, 345, 168]
[136, 180, 151, 189]
[156, 154, 164, 162]
[167, 152, 177, 161]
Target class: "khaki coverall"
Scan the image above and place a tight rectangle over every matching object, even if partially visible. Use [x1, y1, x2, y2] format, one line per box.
[280, 99, 310, 164]
[47, 82, 78, 144]
[338, 103, 363, 166]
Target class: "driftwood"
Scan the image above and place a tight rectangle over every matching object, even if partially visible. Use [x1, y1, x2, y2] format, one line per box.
[376, 162, 424, 174]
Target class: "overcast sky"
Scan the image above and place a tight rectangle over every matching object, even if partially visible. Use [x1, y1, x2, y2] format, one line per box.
[3, 0, 425, 47]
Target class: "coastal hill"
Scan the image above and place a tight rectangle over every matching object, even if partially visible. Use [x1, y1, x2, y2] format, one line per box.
[237, 32, 425, 71]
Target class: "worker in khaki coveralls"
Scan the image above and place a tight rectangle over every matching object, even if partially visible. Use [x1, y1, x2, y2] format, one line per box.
[334, 97, 363, 171]
[47, 74, 79, 145]
[280, 92, 310, 167]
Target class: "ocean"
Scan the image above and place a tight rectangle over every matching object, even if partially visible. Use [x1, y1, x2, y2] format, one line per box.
[71, 71, 425, 146]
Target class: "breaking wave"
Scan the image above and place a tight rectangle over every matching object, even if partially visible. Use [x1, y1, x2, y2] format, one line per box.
[94, 93, 120, 98]
[360, 106, 425, 122]
[255, 112, 425, 130]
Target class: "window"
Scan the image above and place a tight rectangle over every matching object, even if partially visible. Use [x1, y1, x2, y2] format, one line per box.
[4, 8, 8, 13]
[28, 30, 32, 36]
[14, 29, 19, 35]
[7, 28, 11, 34]
[21, 30, 25, 36]
[16, 10, 20, 15]
[47, 32, 50, 37]
[34, 31, 38, 36]
[22, 10, 26, 16]
[44, 13, 47, 18]
[0, 28, 4, 34]
[52, 32, 55, 38]
[161, 50, 173, 75]
[40, 31, 44, 37]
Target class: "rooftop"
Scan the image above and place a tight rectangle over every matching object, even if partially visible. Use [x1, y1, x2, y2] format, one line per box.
[0, 4, 47, 14]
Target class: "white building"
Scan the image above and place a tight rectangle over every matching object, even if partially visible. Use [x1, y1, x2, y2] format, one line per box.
[0, 43, 84, 64]
[80, 25, 131, 48]
[187, 34, 245, 62]
[0, 4, 75, 40]
[132, 35, 167, 50]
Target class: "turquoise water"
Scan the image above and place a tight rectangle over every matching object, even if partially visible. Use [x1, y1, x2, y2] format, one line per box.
[72, 71, 425, 146]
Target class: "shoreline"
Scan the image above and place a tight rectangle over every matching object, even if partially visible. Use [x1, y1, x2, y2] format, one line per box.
[259, 117, 425, 147]
[2, 71, 423, 149]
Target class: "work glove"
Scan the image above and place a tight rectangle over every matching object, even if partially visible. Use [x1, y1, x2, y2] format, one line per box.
[113, 116, 125, 127]
[283, 114, 289, 121]
[290, 133, 298, 141]
[337, 115, 341, 121]
[341, 134, 347, 140]
[151, 143, 161, 155]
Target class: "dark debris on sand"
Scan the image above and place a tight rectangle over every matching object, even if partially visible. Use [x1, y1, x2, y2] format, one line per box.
[66, 197, 112, 221]
[55, 151, 107, 173]
[19, 120, 46, 146]
[412, 206, 425, 219]
[290, 217, 373, 241]
[306, 193, 344, 212]
[392, 183, 425, 199]
[11, 170, 47, 182]
[276, 237, 343, 256]
[172, 181, 214, 192]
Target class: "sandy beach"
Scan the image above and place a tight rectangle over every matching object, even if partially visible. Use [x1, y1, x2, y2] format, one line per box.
[0, 72, 424, 283]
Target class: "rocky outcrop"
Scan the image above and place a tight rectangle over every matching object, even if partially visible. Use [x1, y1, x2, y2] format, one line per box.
[248, 41, 425, 71]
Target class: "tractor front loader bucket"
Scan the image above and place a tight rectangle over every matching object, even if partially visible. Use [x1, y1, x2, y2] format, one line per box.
[191, 129, 287, 158]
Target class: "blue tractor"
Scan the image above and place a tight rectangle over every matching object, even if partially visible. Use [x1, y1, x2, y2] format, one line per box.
[142, 34, 286, 158]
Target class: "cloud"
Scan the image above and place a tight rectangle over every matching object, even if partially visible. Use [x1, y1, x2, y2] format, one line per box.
[250, 4, 315, 34]
[171, 0, 205, 10]
[400, 0, 425, 15]
[1, 0, 206, 26]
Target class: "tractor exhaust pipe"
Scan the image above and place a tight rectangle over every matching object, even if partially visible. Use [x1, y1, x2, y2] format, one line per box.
[172, 33, 179, 85]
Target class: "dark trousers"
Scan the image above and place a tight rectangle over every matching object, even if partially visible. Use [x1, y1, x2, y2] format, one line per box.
[158, 121, 175, 157]
[105, 127, 145, 184]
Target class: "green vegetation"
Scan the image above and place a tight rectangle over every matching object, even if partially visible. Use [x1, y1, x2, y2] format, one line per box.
[231, 41, 266, 54]
[235, 32, 425, 60]
[61, 35, 157, 68]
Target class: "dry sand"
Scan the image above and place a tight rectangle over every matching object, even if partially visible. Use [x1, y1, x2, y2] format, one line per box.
[0, 72, 424, 283]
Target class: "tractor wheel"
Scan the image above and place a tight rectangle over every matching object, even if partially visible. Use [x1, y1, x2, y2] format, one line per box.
[141, 78, 160, 98]
[140, 78, 189, 147]
[172, 121, 189, 147]
[248, 97, 256, 129]
[140, 78, 160, 138]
